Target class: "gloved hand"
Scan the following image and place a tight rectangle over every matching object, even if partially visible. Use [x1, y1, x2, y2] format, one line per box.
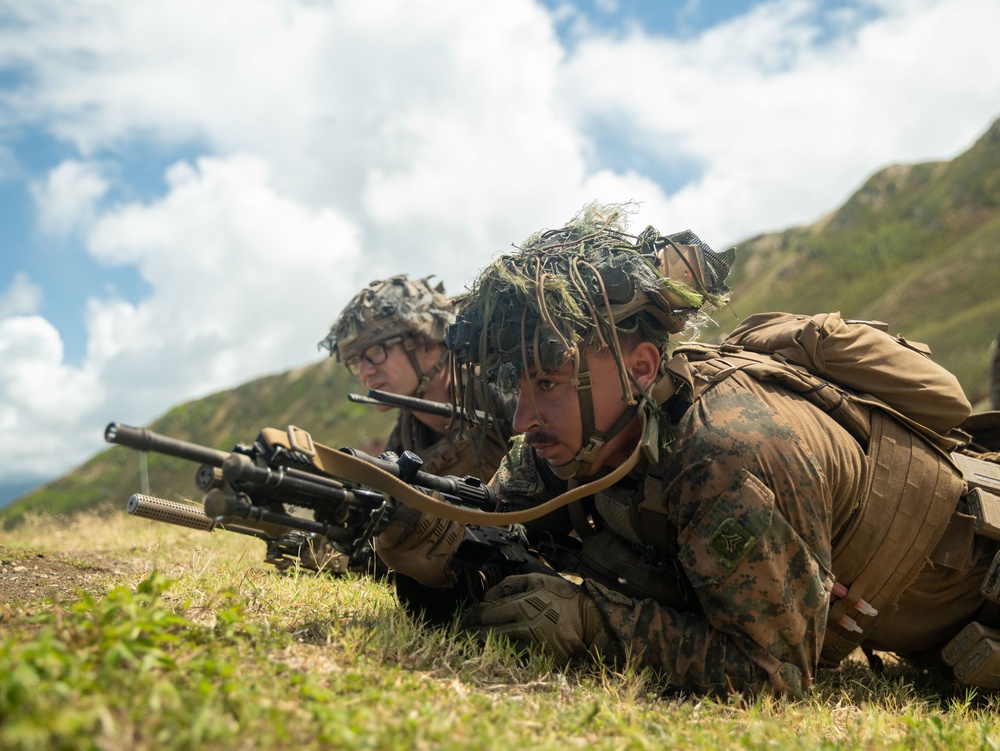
[467, 573, 607, 664]
[374, 504, 465, 587]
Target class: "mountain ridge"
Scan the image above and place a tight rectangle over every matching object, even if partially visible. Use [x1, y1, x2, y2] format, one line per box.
[719, 117, 1000, 402]
[2, 357, 397, 525]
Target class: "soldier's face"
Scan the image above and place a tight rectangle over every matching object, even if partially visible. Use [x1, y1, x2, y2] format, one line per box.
[356, 336, 446, 401]
[357, 339, 419, 403]
[512, 346, 644, 475]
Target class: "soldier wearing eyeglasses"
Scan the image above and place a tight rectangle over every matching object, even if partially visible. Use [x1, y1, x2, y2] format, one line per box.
[320, 274, 516, 480]
[319, 275, 518, 587]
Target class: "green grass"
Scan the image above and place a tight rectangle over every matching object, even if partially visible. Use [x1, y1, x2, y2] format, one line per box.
[2, 508, 1000, 750]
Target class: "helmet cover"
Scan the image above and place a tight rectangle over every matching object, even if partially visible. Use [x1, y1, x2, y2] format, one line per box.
[320, 275, 456, 362]
[447, 203, 735, 382]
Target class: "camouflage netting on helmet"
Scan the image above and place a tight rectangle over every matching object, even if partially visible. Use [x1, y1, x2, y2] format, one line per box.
[319, 275, 456, 362]
[447, 203, 735, 444]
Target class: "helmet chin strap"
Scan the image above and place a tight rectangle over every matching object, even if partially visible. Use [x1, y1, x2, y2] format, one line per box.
[402, 335, 448, 398]
[550, 348, 639, 480]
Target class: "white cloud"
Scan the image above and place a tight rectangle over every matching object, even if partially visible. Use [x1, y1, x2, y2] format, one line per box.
[85, 154, 363, 401]
[0, 154, 362, 486]
[30, 159, 109, 236]
[559, 0, 1000, 244]
[0, 315, 101, 480]
[2, 0, 610, 285]
[0, 273, 43, 318]
[1, 0, 999, 494]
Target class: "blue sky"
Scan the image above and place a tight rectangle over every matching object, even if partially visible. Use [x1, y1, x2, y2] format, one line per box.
[2, 0, 999, 506]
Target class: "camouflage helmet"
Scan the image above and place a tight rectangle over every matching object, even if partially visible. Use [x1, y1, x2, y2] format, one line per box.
[319, 275, 456, 364]
[446, 203, 735, 478]
[447, 203, 734, 377]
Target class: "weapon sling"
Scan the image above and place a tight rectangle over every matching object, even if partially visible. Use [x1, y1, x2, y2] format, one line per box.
[262, 396, 663, 527]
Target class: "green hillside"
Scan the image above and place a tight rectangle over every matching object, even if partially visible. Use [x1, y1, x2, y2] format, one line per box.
[1, 357, 396, 526]
[6, 119, 1000, 524]
[720, 118, 1000, 406]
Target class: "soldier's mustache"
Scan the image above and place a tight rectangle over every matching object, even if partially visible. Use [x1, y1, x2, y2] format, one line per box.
[524, 430, 560, 446]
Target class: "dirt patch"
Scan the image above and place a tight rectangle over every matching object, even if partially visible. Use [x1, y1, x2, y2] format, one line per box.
[0, 550, 136, 606]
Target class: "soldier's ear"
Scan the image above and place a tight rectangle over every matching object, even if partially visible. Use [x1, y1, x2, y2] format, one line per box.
[627, 341, 660, 391]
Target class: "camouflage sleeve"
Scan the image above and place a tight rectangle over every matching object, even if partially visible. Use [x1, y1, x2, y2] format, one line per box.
[586, 374, 838, 698]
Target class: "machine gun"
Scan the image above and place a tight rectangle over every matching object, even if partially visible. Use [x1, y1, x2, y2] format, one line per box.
[104, 422, 560, 583]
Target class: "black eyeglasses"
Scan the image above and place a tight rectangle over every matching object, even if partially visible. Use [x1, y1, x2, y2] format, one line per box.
[345, 336, 403, 374]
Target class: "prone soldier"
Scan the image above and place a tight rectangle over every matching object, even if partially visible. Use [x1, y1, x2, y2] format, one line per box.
[374, 204, 1000, 697]
[320, 274, 514, 477]
[319, 275, 517, 586]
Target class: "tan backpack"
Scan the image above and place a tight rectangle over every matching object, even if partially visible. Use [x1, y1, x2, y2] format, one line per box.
[723, 311, 972, 446]
[660, 312, 981, 665]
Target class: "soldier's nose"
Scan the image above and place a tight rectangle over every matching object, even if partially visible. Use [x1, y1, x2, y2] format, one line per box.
[513, 397, 541, 434]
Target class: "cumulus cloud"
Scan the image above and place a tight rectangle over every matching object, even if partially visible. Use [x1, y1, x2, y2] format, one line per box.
[1, 0, 999, 495]
[560, 0, 1000, 243]
[0, 273, 43, 318]
[0, 315, 101, 480]
[2, 0, 624, 284]
[1, 154, 362, 485]
[30, 159, 109, 236]
[85, 153, 363, 409]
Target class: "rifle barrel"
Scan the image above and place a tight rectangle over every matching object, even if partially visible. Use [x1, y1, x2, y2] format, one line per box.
[355, 388, 493, 425]
[367, 389, 457, 418]
[347, 393, 389, 408]
[105, 422, 231, 467]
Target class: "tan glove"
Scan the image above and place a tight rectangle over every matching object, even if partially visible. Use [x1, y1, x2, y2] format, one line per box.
[468, 573, 607, 664]
[374, 505, 465, 587]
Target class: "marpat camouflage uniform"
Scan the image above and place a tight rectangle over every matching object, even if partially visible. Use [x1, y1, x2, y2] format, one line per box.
[389, 205, 999, 696]
[493, 366, 997, 697]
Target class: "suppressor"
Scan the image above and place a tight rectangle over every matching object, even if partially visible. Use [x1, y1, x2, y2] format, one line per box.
[127, 493, 215, 531]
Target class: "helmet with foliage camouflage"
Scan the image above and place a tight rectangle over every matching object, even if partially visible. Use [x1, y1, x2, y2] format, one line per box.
[319, 275, 455, 395]
[446, 203, 735, 477]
